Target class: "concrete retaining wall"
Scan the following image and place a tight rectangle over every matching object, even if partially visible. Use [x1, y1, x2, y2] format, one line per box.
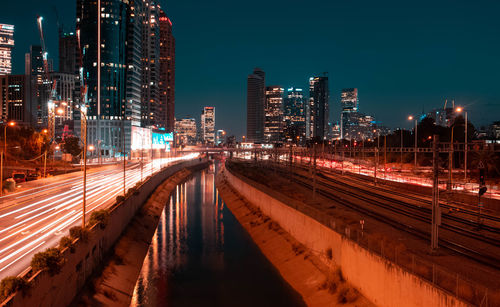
[224, 168, 468, 307]
[1, 158, 207, 307]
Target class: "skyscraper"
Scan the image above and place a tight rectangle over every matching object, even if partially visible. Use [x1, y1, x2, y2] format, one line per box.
[308, 76, 329, 140]
[25, 45, 49, 126]
[247, 68, 265, 143]
[159, 10, 175, 132]
[0, 75, 28, 123]
[59, 32, 79, 74]
[341, 88, 358, 113]
[77, 0, 129, 157]
[141, 1, 161, 128]
[124, 0, 143, 127]
[175, 117, 197, 145]
[283, 87, 306, 144]
[264, 86, 283, 143]
[201, 107, 215, 144]
[340, 88, 358, 139]
[0, 24, 14, 75]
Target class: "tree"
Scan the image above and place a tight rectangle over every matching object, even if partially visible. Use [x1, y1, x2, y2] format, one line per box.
[62, 136, 82, 158]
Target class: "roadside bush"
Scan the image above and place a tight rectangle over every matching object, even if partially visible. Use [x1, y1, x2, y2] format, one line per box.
[31, 248, 64, 276]
[325, 248, 333, 260]
[69, 226, 89, 242]
[337, 284, 359, 304]
[89, 210, 110, 228]
[0, 276, 30, 301]
[126, 187, 137, 196]
[116, 195, 125, 203]
[3, 179, 16, 192]
[59, 236, 74, 253]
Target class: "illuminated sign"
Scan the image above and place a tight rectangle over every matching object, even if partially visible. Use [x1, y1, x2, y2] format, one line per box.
[152, 132, 174, 151]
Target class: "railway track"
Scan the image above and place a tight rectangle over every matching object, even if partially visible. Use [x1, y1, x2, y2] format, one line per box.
[233, 161, 500, 269]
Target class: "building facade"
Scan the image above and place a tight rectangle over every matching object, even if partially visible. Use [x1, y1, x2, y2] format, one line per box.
[264, 86, 283, 143]
[283, 87, 306, 144]
[201, 107, 215, 144]
[175, 117, 197, 145]
[141, 1, 161, 128]
[309, 76, 329, 140]
[0, 24, 14, 75]
[77, 0, 129, 157]
[159, 10, 175, 132]
[247, 68, 265, 143]
[0, 75, 28, 123]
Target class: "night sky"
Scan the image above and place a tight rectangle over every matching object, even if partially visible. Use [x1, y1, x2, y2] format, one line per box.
[1, 0, 499, 137]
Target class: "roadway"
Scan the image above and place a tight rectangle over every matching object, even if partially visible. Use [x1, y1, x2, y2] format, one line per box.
[0, 154, 198, 279]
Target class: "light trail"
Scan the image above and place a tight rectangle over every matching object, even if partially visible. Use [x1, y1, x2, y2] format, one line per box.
[0, 154, 199, 279]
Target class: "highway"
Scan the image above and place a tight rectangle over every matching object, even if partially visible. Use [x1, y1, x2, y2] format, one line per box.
[0, 154, 198, 279]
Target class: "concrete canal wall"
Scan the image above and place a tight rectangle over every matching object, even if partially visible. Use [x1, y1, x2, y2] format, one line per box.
[1, 159, 209, 307]
[223, 167, 469, 307]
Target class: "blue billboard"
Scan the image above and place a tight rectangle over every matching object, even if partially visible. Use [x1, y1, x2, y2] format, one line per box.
[152, 132, 174, 151]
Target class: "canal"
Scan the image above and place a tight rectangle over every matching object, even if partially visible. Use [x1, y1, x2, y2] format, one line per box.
[130, 164, 305, 307]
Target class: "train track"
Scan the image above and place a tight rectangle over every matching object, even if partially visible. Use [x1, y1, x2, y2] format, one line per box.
[233, 161, 500, 269]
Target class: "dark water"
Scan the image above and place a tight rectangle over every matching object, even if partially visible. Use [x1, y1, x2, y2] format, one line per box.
[130, 164, 305, 307]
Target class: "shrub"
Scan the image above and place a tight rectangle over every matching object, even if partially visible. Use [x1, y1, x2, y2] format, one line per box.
[116, 195, 125, 203]
[31, 248, 64, 275]
[69, 226, 89, 242]
[325, 248, 333, 260]
[0, 277, 30, 301]
[89, 210, 110, 228]
[126, 187, 136, 196]
[337, 284, 359, 304]
[59, 236, 74, 252]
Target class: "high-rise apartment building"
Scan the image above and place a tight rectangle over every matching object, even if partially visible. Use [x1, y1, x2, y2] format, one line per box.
[175, 117, 197, 145]
[264, 86, 283, 143]
[159, 10, 175, 132]
[308, 76, 329, 140]
[141, 1, 161, 128]
[216, 129, 226, 146]
[25, 45, 50, 127]
[0, 75, 28, 123]
[77, 0, 129, 157]
[340, 88, 358, 113]
[124, 0, 143, 127]
[247, 68, 265, 143]
[201, 107, 215, 144]
[283, 87, 306, 144]
[0, 24, 14, 75]
[59, 32, 79, 74]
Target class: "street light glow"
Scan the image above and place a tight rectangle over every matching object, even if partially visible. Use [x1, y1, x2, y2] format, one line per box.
[456, 107, 463, 113]
[88, 145, 95, 151]
[408, 115, 413, 121]
[7, 121, 15, 127]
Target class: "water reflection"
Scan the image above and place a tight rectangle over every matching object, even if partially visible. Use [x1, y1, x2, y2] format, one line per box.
[130, 165, 304, 307]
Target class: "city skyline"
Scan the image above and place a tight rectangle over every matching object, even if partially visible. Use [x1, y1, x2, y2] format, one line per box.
[0, 0, 499, 138]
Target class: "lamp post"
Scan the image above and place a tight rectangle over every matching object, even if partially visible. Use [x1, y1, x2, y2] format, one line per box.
[1, 121, 16, 197]
[400, 128, 403, 170]
[408, 116, 417, 170]
[79, 105, 88, 228]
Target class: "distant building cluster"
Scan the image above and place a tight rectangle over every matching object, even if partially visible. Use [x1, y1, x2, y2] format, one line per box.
[0, 0, 176, 158]
[246, 68, 387, 144]
[175, 106, 220, 147]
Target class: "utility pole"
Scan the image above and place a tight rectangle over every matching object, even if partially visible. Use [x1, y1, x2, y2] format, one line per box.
[414, 119, 417, 170]
[464, 111, 468, 182]
[313, 145, 317, 199]
[447, 126, 454, 191]
[374, 147, 378, 185]
[431, 135, 441, 251]
[82, 112, 87, 228]
[384, 135, 387, 179]
[400, 129, 403, 170]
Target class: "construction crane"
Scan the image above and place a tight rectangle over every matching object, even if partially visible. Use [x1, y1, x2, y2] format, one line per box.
[36, 15, 57, 140]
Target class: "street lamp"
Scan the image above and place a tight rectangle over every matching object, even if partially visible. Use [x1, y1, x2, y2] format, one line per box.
[408, 116, 417, 170]
[1, 121, 16, 197]
[456, 107, 468, 182]
[79, 105, 89, 228]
